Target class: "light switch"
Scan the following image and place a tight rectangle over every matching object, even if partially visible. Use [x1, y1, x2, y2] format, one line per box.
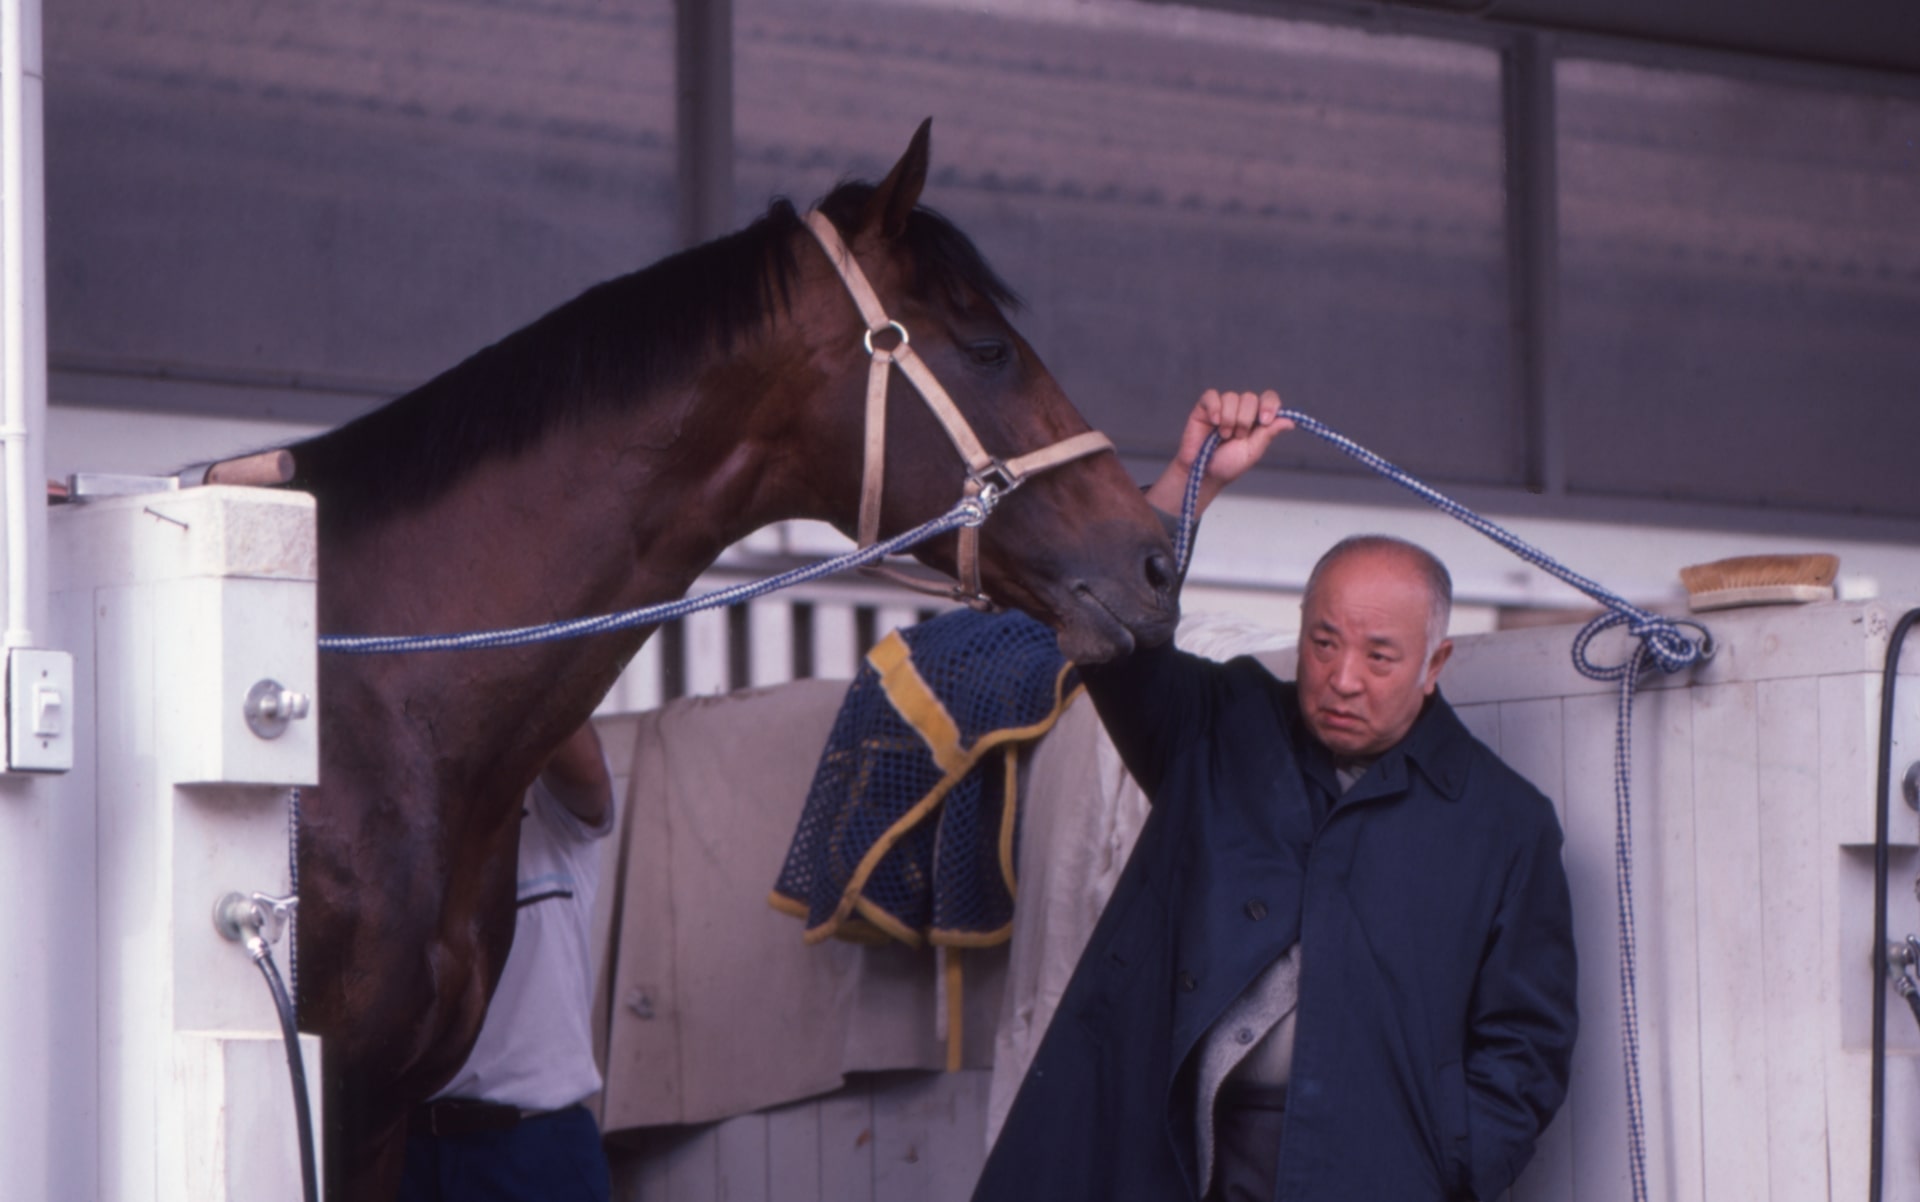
[9, 648, 74, 773]
[32, 681, 62, 736]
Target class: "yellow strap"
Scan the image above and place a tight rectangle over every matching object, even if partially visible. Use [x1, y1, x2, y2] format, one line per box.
[870, 632, 966, 774]
[945, 947, 965, 1072]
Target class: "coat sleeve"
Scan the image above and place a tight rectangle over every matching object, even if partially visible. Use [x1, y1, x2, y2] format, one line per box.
[1077, 639, 1215, 803]
[1458, 813, 1579, 1200]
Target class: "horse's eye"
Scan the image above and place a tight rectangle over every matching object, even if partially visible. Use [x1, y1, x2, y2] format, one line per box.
[964, 339, 1012, 369]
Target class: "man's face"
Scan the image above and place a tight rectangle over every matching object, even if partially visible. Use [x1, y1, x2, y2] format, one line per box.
[1297, 548, 1452, 760]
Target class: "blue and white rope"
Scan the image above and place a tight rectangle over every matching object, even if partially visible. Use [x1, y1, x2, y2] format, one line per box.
[286, 786, 300, 1023]
[318, 497, 987, 654]
[1182, 414, 1709, 1202]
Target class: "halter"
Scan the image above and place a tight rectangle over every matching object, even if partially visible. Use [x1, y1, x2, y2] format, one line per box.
[803, 210, 1114, 608]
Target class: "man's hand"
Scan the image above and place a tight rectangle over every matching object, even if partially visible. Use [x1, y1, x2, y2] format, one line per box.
[1144, 389, 1293, 518]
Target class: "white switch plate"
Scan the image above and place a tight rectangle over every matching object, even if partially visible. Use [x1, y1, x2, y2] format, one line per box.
[9, 648, 74, 773]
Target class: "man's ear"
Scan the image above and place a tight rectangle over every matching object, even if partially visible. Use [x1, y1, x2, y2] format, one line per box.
[858, 117, 932, 240]
[1423, 638, 1454, 695]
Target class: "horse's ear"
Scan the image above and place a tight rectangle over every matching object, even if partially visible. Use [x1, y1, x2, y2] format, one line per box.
[860, 118, 932, 241]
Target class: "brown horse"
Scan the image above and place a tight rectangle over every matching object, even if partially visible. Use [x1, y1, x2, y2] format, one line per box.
[284, 122, 1178, 1199]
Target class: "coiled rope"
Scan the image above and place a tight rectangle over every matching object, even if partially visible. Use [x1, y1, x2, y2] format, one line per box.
[1182, 413, 1712, 1202]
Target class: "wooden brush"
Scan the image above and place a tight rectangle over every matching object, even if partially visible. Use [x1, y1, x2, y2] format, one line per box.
[1680, 553, 1839, 612]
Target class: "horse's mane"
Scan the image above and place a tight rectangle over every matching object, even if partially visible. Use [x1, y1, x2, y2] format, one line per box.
[287, 182, 1020, 528]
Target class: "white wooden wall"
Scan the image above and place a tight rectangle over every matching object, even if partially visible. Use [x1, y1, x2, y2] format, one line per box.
[596, 595, 1920, 1202]
[1444, 598, 1920, 1202]
[609, 1071, 991, 1202]
[594, 571, 942, 709]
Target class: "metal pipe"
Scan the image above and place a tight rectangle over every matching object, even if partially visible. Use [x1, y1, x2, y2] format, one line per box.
[675, 0, 733, 249]
[1, 0, 46, 650]
[1869, 607, 1920, 1202]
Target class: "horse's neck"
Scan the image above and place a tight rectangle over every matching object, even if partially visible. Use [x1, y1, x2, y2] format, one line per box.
[316, 384, 807, 795]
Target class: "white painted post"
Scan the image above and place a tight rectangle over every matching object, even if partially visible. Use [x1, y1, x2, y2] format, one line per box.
[50, 486, 322, 1202]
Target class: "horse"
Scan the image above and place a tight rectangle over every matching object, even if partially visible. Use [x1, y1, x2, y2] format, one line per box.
[281, 120, 1180, 1200]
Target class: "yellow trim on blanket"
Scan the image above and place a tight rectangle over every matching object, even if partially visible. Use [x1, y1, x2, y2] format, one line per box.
[869, 632, 968, 775]
[928, 921, 1015, 948]
[768, 890, 808, 920]
[999, 747, 1020, 901]
[945, 949, 966, 1072]
[792, 634, 1083, 947]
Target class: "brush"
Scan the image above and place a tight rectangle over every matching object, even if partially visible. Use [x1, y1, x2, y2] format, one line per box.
[1679, 553, 1839, 612]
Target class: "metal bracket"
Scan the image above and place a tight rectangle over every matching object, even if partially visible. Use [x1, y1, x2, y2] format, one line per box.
[244, 679, 311, 740]
[66, 472, 180, 499]
[968, 460, 1021, 503]
[214, 890, 298, 947]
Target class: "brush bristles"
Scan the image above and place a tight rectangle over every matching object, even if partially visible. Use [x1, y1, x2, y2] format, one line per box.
[1680, 554, 1839, 612]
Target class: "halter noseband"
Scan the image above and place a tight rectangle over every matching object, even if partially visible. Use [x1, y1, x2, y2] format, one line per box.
[803, 209, 1114, 608]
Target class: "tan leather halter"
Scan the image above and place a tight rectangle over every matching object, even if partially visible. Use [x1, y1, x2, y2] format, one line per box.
[803, 209, 1114, 607]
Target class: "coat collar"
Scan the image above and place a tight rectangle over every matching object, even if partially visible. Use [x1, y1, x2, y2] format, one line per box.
[1282, 683, 1474, 805]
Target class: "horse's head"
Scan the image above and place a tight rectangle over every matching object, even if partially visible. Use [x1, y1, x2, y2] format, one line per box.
[792, 122, 1178, 662]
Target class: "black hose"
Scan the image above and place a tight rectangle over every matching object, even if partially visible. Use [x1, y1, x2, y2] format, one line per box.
[1870, 607, 1920, 1202]
[251, 939, 321, 1202]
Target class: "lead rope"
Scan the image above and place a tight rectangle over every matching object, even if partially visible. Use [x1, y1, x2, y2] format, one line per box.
[287, 786, 300, 1020]
[317, 498, 989, 654]
[1181, 415, 1711, 1202]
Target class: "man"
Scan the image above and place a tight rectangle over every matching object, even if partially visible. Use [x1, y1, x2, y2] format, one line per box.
[400, 721, 618, 1202]
[972, 391, 1577, 1202]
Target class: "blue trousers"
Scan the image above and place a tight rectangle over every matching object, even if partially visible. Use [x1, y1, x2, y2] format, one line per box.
[399, 1104, 611, 1202]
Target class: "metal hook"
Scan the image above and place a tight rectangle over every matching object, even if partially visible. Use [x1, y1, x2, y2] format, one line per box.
[214, 890, 298, 949]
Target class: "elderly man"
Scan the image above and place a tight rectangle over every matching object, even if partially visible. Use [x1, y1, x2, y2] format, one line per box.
[973, 391, 1577, 1202]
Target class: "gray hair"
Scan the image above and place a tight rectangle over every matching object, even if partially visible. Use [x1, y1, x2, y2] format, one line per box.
[1303, 534, 1453, 655]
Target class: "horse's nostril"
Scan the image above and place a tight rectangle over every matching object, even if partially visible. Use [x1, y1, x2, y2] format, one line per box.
[1144, 549, 1176, 596]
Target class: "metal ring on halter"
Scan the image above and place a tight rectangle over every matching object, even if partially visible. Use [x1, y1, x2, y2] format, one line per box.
[956, 495, 993, 527]
[863, 320, 909, 357]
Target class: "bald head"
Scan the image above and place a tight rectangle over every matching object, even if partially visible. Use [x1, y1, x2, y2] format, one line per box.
[1304, 535, 1452, 657]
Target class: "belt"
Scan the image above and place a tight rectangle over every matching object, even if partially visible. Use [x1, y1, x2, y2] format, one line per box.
[410, 1098, 544, 1138]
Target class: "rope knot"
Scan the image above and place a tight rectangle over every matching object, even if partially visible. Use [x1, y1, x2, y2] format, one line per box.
[1572, 608, 1711, 684]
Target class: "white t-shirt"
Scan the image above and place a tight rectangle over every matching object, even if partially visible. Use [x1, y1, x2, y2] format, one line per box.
[431, 772, 616, 1111]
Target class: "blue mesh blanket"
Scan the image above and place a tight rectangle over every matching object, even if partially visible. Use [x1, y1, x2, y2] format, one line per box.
[770, 608, 1081, 948]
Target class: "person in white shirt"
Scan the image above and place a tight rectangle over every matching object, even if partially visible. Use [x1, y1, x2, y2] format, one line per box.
[399, 721, 617, 1202]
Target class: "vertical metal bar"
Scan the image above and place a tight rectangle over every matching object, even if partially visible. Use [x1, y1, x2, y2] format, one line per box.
[1503, 32, 1564, 497]
[1, 0, 47, 647]
[675, 0, 734, 249]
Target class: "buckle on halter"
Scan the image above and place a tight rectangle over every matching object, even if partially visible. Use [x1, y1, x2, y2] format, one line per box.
[969, 461, 1020, 503]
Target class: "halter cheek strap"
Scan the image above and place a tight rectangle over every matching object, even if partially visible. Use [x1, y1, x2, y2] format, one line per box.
[803, 210, 1114, 606]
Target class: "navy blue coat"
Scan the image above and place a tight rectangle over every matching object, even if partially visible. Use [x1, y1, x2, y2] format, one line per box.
[972, 641, 1576, 1202]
